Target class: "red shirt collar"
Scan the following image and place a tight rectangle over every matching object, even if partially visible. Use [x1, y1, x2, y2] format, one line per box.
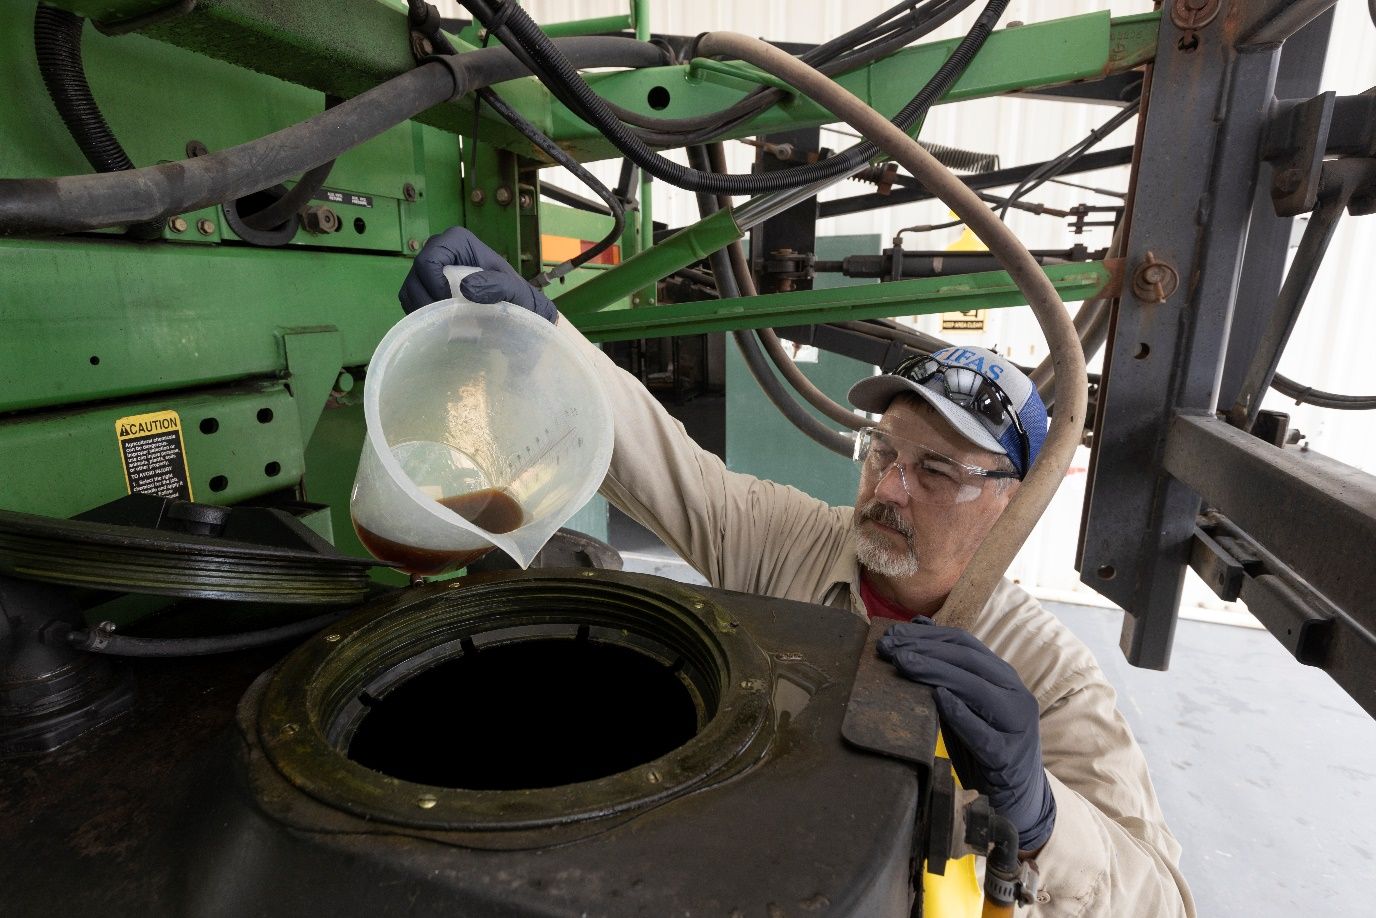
[859, 573, 927, 622]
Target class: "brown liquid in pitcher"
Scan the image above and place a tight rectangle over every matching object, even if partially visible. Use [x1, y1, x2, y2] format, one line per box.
[354, 488, 524, 576]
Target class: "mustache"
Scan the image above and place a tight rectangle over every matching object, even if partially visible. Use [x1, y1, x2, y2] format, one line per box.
[859, 500, 913, 539]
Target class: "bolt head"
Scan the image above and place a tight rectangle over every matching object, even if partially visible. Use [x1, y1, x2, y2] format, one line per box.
[1132, 256, 1179, 302]
[196, 219, 215, 236]
[185, 140, 208, 158]
[302, 205, 339, 234]
[402, 182, 418, 202]
[408, 239, 420, 252]
[470, 189, 485, 205]
[1275, 168, 1303, 195]
[1171, 0, 1220, 29]
[417, 794, 438, 809]
[168, 217, 188, 233]
[494, 186, 514, 206]
[518, 193, 533, 209]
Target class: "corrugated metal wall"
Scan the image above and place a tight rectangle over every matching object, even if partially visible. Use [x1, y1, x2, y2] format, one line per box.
[440, 1, 1376, 618]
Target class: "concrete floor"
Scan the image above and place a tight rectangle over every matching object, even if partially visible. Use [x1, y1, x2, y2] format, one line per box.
[610, 526, 1376, 918]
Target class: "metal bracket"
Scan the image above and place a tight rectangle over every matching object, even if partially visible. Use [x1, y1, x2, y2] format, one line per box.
[282, 328, 344, 445]
[1264, 92, 1336, 216]
[841, 619, 939, 773]
[1190, 513, 1335, 666]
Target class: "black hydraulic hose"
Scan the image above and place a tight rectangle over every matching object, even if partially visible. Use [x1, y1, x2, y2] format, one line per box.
[408, 0, 624, 281]
[0, 38, 664, 236]
[733, 331, 856, 456]
[67, 610, 345, 657]
[462, 0, 1007, 194]
[476, 86, 624, 285]
[1271, 373, 1376, 410]
[240, 157, 335, 230]
[32, 5, 163, 240]
[684, 146, 854, 455]
[998, 100, 1139, 219]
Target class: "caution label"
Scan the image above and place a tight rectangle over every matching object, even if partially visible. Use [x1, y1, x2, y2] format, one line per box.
[115, 410, 193, 501]
[941, 309, 987, 332]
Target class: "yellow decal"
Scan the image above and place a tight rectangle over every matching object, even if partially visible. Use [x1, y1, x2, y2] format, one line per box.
[941, 309, 988, 332]
[115, 409, 193, 501]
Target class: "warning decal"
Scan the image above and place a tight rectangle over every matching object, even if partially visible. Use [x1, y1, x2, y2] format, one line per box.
[941, 309, 987, 332]
[116, 410, 193, 501]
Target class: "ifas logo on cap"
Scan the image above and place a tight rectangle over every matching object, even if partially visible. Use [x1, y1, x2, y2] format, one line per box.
[930, 347, 1036, 407]
[930, 346, 1007, 383]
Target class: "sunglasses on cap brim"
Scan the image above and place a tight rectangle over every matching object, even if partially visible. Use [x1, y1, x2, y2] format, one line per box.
[890, 354, 1031, 476]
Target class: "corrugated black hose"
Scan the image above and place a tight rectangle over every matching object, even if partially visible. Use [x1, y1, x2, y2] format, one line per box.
[32, 4, 163, 240]
[405, 3, 628, 284]
[462, 0, 1008, 195]
[474, 88, 625, 286]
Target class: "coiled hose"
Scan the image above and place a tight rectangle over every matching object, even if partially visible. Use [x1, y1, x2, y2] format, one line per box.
[32, 5, 163, 240]
[694, 32, 1087, 631]
[462, 0, 1008, 195]
[923, 142, 1000, 174]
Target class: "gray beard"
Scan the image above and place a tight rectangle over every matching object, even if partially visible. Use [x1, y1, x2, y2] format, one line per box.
[854, 502, 920, 579]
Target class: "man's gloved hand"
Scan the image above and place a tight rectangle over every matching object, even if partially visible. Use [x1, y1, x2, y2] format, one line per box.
[878, 619, 1056, 852]
[398, 226, 558, 324]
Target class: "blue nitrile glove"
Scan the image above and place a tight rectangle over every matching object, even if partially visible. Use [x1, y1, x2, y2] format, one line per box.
[878, 619, 1056, 851]
[398, 226, 558, 323]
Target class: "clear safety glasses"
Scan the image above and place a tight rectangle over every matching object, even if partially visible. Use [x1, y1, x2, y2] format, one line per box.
[853, 427, 1019, 506]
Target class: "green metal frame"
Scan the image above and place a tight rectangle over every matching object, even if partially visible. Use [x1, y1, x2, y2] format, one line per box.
[571, 262, 1114, 342]
[41, 1, 1158, 163]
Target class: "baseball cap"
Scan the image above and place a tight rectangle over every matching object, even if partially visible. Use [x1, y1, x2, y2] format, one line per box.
[847, 346, 1047, 477]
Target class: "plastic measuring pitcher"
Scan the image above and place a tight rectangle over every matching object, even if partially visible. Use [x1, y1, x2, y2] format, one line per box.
[350, 267, 614, 574]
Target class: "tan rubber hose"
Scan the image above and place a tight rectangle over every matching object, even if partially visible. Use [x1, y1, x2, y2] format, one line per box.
[695, 33, 1089, 631]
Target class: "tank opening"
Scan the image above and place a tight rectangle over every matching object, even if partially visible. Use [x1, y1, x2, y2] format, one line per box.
[346, 637, 701, 789]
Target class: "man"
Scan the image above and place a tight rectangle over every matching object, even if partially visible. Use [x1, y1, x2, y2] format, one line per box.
[399, 228, 1195, 917]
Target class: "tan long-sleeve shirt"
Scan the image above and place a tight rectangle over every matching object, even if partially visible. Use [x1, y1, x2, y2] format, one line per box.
[560, 317, 1195, 917]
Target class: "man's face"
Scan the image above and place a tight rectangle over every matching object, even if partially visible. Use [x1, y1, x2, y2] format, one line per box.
[853, 396, 1018, 591]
